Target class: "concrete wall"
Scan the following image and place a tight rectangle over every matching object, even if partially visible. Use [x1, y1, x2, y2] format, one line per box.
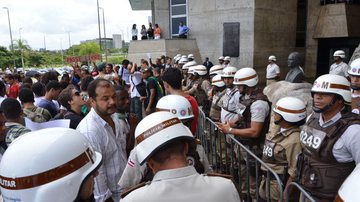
[153, 0, 171, 39]
[127, 39, 201, 64]
[304, 0, 321, 80]
[187, 0, 255, 67]
[253, 0, 298, 82]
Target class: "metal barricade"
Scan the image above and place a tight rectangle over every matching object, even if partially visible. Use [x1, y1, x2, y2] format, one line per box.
[284, 182, 316, 202]
[196, 108, 285, 202]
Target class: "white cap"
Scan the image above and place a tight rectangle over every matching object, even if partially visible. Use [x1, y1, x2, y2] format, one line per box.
[209, 65, 224, 76]
[311, 74, 351, 103]
[193, 65, 208, 76]
[156, 95, 194, 120]
[0, 128, 102, 202]
[268, 55, 276, 61]
[333, 50, 345, 59]
[273, 97, 306, 123]
[182, 61, 197, 70]
[349, 58, 360, 76]
[221, 66, 237, 78]
[218, 56, 224, 60]
[233, 67, 258, 87]
[224, 56, 231, 61]
[188, 54, 194, 59]
[211, 74, 225, 87]
[135, 112, 194, 165]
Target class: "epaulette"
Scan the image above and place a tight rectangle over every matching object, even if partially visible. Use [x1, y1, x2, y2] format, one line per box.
[205, 172, 233, 180]
[120, 181, 150, 198]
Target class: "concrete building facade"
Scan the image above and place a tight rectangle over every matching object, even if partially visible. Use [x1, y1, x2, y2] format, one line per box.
[129, 0, 360, 81]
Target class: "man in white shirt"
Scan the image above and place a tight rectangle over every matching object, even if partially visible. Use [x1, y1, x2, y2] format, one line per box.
[329, 50, 349, 79]
[129, 62, 144, 120]
[266, 55, 280, 86]
[77, 78, 127, 202]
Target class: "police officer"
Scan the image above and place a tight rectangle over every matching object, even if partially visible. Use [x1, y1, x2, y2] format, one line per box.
[329, 50, 349, 79]
[224, 56, 231, 68]
[259, 97, 306, 201]
[218, 56, 225, 67]
[219, 66, 240, 123]
[182, 61, 197, 88]
[217, 67, 270, 143]
[217, 67, 270, 199]
[347, 58, 360, 114]
[266, 55, 280, 86]
[209, 74, 226, 122]
[184, 65, 211, 115]
[0, 128, 102, 202]
[296, 74, 360, 201]
[122, 112, 240, 202]
[119, 95, 212, 193]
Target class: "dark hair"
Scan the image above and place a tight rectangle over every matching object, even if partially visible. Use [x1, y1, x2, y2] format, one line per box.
[80, 76, 94, 92]
[142, 60, 149, 66]
[0, 98, 22, 120]
[60, 81, 69, 90]
[0, 81, 6, 97]
[150, 138, 188, 164]
[20, 83, 32, 91]
[19, 88, 35, 103]
[41, 71, 59, 85]
[106, 63, 113, 69]
[5, 74, 14, 80]
[155, 24, 159, 28]
[32, 82, 45, 97]
[87, 79, 113, 99]
[162, 68, 183, 90]
[57, 86, 75, 111]
[45, 80, 62, 92]
[22, 77, 33, 85]
[122, 59, 130, 66]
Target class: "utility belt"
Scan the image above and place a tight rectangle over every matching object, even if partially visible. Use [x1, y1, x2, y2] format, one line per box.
[261, 165, 289, 186]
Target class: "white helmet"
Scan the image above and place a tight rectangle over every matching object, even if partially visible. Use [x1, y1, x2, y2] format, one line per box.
[194, 65, 208, 76]
[179, 57, 188, 64]
[188, 66, 196, 75]
[188, 54, 194, 59]
[156, 95, 194, 120]
[211, 74, 225, 87]
[333, 50, 346, 59]
[233, 67, 258, 87]
[182, 61, 197, 70]
[209, 65, 223, 76]
[175, 56, 181, 63]
[174, 54, 181, 60]
[218, 56, 224, 60]
[348, 58, 360, 76]
[273, 97, 306, 123]
[268, 55, 276, 61]
[224, 56, 231, 61]
[0, 128, 102, 202]
[221, 66, 237, 78]
[311, 74, 351, 103]
[135, 111, 194, 165]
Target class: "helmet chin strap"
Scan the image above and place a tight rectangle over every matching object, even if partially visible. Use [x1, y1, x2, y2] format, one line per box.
[274, 116, 283, 125]
[351, 84, 360, 91]
[312, 97, 337, 113]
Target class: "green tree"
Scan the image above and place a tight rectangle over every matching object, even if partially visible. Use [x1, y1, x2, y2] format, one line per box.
[78, 42, 101, 56]
[0, 46, 12, 69]
[28, 51, 45, 67]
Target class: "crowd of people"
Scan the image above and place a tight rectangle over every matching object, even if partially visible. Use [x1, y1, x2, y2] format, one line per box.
[0, 48, 359, 201]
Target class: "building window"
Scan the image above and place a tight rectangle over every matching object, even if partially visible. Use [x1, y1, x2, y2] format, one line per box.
[296, 0, 307, 47]
[170, 0, 187, 37]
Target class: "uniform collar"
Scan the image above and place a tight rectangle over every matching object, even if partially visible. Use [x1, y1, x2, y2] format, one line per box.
[280, 127, 300, 137]
[152, 166, 197, 182]
[318, 111, 342, 127]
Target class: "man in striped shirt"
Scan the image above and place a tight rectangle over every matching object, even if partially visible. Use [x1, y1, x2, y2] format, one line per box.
[77, 79, 127, 202]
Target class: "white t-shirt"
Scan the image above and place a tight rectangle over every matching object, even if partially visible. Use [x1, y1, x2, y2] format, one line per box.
[129, 71, 143, 98]
[329, 61, 349, 77]
[266, 63, 280, 79]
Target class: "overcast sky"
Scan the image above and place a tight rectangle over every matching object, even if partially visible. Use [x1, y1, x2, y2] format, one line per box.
[0, 0, 151, 51]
